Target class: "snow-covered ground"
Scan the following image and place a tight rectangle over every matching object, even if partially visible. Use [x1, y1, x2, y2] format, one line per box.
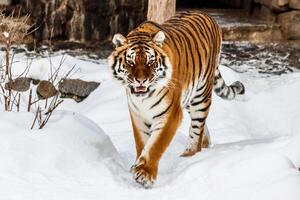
[0, 52, 300, 200]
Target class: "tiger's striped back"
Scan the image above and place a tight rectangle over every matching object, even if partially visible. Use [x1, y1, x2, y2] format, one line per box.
[162, 11, 222, 93]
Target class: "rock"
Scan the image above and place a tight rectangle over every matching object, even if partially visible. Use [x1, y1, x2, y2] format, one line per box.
[222, 25, 283, 42]
[37, 80, 58, 99]
[5, 77, 31, 92]
[287, 42, 300, 68]
[278, 11, 300, 39]
[254, 0, 288, 11]
[58, 79, 100, 102]
[23, 0, 148, 43]
[278, 0, 289, 6]
[289, 0, 300, 9]
[258, 5, 277, 21]
[206, 9, 283, 42]
[220, 42, 296, 75]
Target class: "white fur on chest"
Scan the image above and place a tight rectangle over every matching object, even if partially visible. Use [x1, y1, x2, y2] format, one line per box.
[127, 89, 169, 124]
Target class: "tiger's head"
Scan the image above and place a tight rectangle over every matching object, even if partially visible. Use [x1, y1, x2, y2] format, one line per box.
[108, 31, 172, 97]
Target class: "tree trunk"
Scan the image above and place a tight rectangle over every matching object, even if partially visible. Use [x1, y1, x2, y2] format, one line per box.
[147, 0, 176, 24]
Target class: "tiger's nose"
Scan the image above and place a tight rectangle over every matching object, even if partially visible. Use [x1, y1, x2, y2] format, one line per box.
[136, 78, 147, 84]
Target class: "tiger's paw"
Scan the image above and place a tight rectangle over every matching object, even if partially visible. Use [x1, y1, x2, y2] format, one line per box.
[180, 146, 198, 157]
[180, 138, 200, 157]
[181, 133, 210, 157]
[130, 157, 156, 188]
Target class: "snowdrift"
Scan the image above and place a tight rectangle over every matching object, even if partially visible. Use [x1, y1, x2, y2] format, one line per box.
[0, 53, 299, 200]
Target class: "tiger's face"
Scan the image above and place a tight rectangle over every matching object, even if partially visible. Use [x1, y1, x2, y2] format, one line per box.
[108, 31, 172, 97]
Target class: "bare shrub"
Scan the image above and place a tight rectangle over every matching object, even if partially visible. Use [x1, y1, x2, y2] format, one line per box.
[0, 11, 33, 111]
[30, 56, 76, 129]
[0, 10, 69, 130]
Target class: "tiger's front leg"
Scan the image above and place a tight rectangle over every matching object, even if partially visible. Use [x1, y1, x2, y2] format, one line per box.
[129, 111, 151, 160]
[130, 104, 183, 188]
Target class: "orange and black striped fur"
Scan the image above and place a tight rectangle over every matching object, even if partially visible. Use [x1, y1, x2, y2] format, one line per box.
[108, 11, 245, 188]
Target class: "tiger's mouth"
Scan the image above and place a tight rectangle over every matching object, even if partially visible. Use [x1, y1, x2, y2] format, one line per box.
[130, 85, 150, 96]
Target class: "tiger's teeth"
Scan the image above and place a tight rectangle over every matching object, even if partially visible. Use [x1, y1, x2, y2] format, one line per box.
[135, 86, 147, 92]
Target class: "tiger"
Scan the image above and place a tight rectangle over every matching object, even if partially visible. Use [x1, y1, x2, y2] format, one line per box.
[108, 11, 245, 188]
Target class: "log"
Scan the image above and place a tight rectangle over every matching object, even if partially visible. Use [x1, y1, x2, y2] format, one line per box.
[147, 0, 176, 24]
[0, 0, 11, 5]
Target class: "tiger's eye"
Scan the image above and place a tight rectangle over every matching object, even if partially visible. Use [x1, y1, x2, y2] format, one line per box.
[126, 60, 134, 66]
[148, 60, 154, 66]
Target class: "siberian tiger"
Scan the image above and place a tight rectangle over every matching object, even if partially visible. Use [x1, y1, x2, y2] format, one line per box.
[108, 11, 245, 188]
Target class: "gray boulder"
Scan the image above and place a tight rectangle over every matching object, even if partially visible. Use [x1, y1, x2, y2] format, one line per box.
[58, 79, 100, 102]
[5, 77, 31, 92]
[37, 80, 58, 99]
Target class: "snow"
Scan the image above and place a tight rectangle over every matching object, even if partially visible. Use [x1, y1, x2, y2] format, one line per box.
[0, 52, 300, 200]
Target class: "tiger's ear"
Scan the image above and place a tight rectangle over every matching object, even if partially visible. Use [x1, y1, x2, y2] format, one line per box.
[112, 33, 127, 48]
[152, 31, 165, 47]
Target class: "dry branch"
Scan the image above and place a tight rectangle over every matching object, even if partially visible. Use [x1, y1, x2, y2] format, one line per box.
[0, 10, 33, 112]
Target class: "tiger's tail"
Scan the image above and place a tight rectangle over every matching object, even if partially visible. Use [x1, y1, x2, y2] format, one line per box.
[213, 68, 245, 100]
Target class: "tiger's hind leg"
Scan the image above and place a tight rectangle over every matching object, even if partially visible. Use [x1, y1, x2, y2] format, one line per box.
[181, 95, 212, 157]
